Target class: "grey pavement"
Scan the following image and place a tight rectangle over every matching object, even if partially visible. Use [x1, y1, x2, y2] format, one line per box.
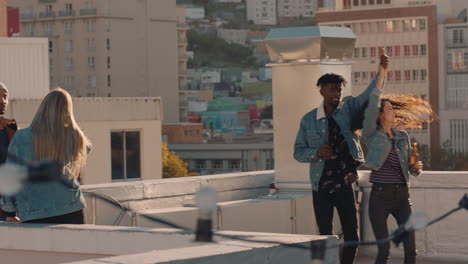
[356, 254, 467, 264]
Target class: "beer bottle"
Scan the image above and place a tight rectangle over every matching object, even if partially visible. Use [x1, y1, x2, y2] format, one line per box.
[409, 142, 418, 166]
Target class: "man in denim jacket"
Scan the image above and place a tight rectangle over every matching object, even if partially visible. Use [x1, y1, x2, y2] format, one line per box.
[293, 54, 389, 264]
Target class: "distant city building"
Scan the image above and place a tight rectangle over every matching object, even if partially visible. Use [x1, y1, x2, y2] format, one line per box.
[316, 0, 439, 148]
[259, 67, 272, 81]
[218, 28, 250, 46]
[277, 0, 317, 18]
[185, 6, 205, 20]
[246, 0, 277, 25]
[177, 5, 188, 93]
[216, 0, 243, 3]
[169, 143, 274, 175]
[0, 0, 6, 36]
[439, 8, 468, 152]
[162, 123, 203, 144]
[9, 0, 179, 122]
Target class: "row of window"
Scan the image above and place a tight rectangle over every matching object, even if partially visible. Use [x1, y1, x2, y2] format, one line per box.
[194, 159, 241, 170]
[353, 44, 427, 58]
[452, 29, 465, 45]
[330, 18, 426, 34]
[447, 52, 468, 72]
[354, 69, 427, 82]
[352, 0, 391, 6]
[55, 55, 111, 71]
[57, 72, 112, 90]
[49, 38, 110, 53]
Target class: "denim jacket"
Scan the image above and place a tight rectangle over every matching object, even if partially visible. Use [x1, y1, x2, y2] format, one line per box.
[1, 127, 86, 222]
[294, 73, 380, 191]
[362, 88, 417, 183]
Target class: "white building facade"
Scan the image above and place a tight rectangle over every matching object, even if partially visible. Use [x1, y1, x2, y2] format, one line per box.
[246, 0, 277, 25]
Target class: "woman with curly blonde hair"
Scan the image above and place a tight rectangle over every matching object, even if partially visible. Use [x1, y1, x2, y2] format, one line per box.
[363, 65, 436, 264]
[2, 88, 90, 224]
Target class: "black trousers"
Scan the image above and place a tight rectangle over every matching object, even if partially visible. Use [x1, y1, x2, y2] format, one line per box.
[313, 186, 359, 264]
[23, 209, 84, 224]
[369, 183, 416, 264]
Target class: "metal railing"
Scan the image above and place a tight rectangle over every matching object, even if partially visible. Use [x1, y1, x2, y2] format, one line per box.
[39, 11, 56, 18]
[20, 13, 37, 20]
[58, 10, 75, 17]
[80, 8, 97, 16]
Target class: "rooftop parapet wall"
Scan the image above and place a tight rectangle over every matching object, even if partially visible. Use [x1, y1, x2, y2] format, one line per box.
[7, 97, 163, 123]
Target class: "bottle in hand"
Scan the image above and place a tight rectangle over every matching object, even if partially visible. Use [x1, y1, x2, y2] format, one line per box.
[409, 142, 418, 166]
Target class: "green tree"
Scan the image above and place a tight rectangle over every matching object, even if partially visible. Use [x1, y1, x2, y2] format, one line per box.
[162, 143, 199, 178]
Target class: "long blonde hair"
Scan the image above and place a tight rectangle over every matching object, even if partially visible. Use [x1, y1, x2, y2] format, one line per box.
[379, 94, 437, 129]
[31, 88, 90, 178]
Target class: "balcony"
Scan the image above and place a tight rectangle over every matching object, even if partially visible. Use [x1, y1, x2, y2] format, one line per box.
[20, 13, 37, 20]
[447, 41, 468, 49]
[80, 8, 97, 16]
[38, 11, 56, 18]
[58, 9, 75, 17]
[38, 0, 57, 3]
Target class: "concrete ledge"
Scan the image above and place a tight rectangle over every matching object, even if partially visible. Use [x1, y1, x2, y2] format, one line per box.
[0, 224, 338, 264]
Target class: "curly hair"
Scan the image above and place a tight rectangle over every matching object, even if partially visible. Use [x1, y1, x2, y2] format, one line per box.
[379, 94, 437, 129]
[316, 73, 347, 88]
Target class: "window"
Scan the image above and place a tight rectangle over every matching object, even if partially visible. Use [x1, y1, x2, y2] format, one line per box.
[25, 24, 34, 36]
[369, 0, 375, 4]
[87, 38, 95, 51]
[404, 45, 410, 56]
[362, 72, 367, 80]
[88, 75, 96, 88]
[378, 47, 384, 56]
[86, 20, 95, 33]
[386, 46, 393, 56]
[420, 69, 427, 80]
[44, 23, 53, 35]
[412, 45, 418, 56]
[353, 0, 359, 6]
[65, 57, 73, 71]
[411, 19, 417, 31]
[453, 29, 464, 44]
[419, 19, 426, 31]
[106, 38, 111, 50]
[464, 52, 468, 70]
[404, 70, 411, 80]
[65, 39, 73, 52]
[111, 131, 141, 180]
[64, 21, 73, 34]
[394, 45, 401, 56]
[65, 3, 73, 12]
[212, 160, 223, 169]
[387, 71, 393, 81]
[386, 20, 393, 32]
[361, 0, 367, 5]
[228, 160, 240, 169]
[88, 56, 95, 68]
[420, 44, 426, 56]
[65, 76, 74, 89]
[354, 72, 360, 82]
[195, 160, 205, 169]
[371, 71, 377, 78]
[403, 19, 410, 32]
[48, 40, 54, 53]
[354, 48, 360, 58]
[447, 53, 453, 71]
[362, 47, 367, 58]
[107, 56, 111, 69]
[371, 47, 376, 57]
[395, 70, 401, 81]
[107, 75, 111, 87]
[412, 70, 419, 80]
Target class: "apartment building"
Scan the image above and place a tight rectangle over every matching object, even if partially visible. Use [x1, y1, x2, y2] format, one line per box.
[439, 9, 468, 152]
[0, 0, 6, 36]
[277, 0, 317, 18]
[9, 0, 179, 123]
[316, 0, 438, 148]
[246, 0, 277, 25]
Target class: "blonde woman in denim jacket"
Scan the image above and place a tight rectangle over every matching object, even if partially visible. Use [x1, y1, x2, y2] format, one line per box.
[362, 64, 435, 264]
[1, 88, 90, 224]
